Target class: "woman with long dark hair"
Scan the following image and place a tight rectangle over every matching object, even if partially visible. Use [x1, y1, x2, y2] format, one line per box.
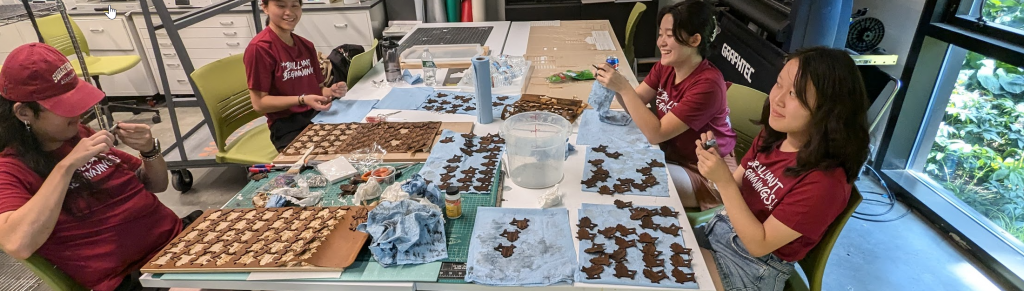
[245, 0, 348, 151]
[693, 47, 870, 290]
[0, 43, 182, 291]
[597, 0, 738, 211]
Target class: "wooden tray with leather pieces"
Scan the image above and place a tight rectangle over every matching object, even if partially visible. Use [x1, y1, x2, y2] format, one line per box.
[141, 206, 373, 273]
[273, 121, 475, 164]
[500, 94, 589, 124]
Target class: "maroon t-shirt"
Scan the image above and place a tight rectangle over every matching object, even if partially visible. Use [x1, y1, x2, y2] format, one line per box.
[738, 131, 850, 262]
[243, 28, 325, 126]
[0, 125, 181, 291]
[644, 60, 736, 165]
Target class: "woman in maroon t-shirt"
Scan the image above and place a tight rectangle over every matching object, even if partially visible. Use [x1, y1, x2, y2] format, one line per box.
[693, 47, 870, 290]
[0, 43, 185, 291]
[597, 0, 738, 211]
[245, 0, 348, 151]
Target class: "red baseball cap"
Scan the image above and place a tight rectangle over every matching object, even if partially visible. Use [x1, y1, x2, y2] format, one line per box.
[0, 43, 105, 118]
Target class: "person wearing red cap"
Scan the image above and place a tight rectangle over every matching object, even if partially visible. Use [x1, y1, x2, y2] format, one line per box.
[0, 43, 183, 291]
[245, 0, 348, 151]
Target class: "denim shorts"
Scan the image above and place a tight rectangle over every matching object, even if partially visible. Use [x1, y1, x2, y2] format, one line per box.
[702, 210, 795, 291]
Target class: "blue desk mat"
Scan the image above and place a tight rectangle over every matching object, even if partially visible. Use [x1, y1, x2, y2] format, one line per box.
[374, 87, 435, 110]
[464, 207, 577, 287]
[580, 145, 670, 197]
[312, 99, 380, 123]
[576, 109, 649, 147]
[575, 203, 698, 289]
[417, 90, 519, 118]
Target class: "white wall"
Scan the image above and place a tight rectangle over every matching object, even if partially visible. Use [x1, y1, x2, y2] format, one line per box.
[853, 0, 928, 79]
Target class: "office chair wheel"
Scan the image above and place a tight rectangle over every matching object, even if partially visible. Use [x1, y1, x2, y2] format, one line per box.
[152, 115, 162, 124]
[172, 169, 194, 193]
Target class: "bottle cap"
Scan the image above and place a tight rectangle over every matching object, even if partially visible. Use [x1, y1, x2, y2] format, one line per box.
[445, 186, 459, 196]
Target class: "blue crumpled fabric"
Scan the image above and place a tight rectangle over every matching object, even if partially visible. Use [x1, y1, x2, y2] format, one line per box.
[589, 81, 633, 126]
[267, 194, 287, 208]
[565, 139, 576, 160]
[577, 110, 650, 148]
[356, 199, 448, 267]
[464, 207, 577, 286]
[401, 174, 445, 210]
[403, 69, 423, 85]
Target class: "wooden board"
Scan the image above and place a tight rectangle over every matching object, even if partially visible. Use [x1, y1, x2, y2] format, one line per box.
[273, 122, 475, 164]
[141, 206, 371, 273]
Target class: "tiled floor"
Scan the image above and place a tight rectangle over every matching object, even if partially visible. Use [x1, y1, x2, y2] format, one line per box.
[0, 107, 1011, 291]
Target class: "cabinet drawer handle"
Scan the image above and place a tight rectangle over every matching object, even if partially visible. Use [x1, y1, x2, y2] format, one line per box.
[334, 23, 349, 28]
[226, 42, 241, 46]
[162, 52, 175, 57]
[177, 79, 188, 83]
[222, 31, 238, 36]
[219, 20, 234, 25]
[159, 43, 172, 47]
[168, 63, 181, 68]
[89, 28, 104, 33]
[156, 32, 167, 36]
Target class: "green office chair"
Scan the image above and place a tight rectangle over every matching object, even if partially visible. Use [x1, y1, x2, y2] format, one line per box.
[346, 39, 379, 87]
[624, 2, 647, 73]
[190, 54, 278, 165]
[19, 254, 88, 291]
[36, 15, 159, 124]
[686, 83, 768, 225]
[784, 187, 863, 291]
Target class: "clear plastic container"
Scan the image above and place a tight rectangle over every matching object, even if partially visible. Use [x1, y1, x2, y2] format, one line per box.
[400, 44, 483, 66]
[500, 111, 571, 189]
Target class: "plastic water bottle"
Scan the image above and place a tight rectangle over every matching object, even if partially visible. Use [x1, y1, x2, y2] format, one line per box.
[422, 48, 437, 86]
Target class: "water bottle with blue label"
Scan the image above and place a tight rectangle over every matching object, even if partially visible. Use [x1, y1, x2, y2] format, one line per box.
[422, 48, 437, 86]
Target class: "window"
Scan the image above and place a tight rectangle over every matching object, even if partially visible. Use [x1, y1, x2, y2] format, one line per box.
[921, 50, 1024, 248]
[957, 0, 1024, 35]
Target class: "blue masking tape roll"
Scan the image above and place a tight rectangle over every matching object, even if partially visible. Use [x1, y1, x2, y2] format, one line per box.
[472, 55, 493, 124]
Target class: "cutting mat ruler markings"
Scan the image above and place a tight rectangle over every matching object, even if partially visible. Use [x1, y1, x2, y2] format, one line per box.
[438, 262, 467, 280]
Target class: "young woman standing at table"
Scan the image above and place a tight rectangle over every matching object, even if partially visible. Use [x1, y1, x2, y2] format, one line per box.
[693, 47, 870, 290]
[245, 0, 348, 151]
[596, 0, 737, 211]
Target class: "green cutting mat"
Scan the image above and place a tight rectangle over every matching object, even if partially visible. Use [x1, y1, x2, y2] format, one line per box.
[222, 163, 426, 209]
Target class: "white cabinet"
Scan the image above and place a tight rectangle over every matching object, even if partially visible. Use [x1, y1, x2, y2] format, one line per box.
[76, 18, 136, 51]
[70, 14, 156, 97]
[293, 12, 374, 48]
[0, 23, 30, 56]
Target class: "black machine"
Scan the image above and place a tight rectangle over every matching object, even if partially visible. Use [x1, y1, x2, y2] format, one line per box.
[708, 0, 895, 94]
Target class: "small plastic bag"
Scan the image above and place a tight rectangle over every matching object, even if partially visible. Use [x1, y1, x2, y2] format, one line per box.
[539, 184, 565, 208]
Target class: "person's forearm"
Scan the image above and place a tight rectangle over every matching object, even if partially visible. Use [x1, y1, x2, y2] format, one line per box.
[618, 89, 669, 144]
[718, 181, 770, 256]
[141, 155, 169, 193]
[0, 163, 75, 259]
[253, 95, 302, 114]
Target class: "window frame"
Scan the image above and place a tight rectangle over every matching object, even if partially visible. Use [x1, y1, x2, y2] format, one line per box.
[875, 0, 1024, 289]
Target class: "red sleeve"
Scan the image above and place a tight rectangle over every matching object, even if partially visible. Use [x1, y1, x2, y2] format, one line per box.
[0, 162, 36, 214]
[670, 78, 727, 130]
[244, 42, 276, 93]
[642, 62, 665, 89]
[770, 170, 850, 238]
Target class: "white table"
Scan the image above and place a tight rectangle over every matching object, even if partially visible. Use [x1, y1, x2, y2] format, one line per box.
[142, 21, 716, 291]
[399, 21, 512, 57]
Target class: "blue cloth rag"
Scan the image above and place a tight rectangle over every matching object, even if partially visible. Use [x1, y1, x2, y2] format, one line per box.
[356, 199, 448, 267]
[464, 207, 577, 287]
[576, 203, 699, 289]
[267, 194, 287, 207]
[401, 174, 445, 210]
[577, 110, 649, 147]
[418, 130, 506, 194]
[565, 139, 576, 161]
[589, 81, 633, 126]
[403, 69, 423, 85]
[375, 87, 435, 110]
[311, 99, 379, 123]
[579, 145, 670, 197]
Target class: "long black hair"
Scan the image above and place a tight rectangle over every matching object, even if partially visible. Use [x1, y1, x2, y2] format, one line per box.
[658, 0, 720, 59]
[0, 98, 113, 216]
[757, 47, 870, 183]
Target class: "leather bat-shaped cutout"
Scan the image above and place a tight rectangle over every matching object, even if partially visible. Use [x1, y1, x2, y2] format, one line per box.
[510, 218, 530, 230]
[614, 262, 637, 279]
[500, 229, 520, 242]
[614, 199, 632, 209]
[577, 217, 597, 230]
[494, 243, 516, 258]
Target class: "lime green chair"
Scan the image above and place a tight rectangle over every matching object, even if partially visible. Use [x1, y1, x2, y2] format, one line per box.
[624, 2, 647, 73]
[36, 15, 159, 124]
[685, 83, 768, 225]
[347, 39, 379, 87]
[20, 254, 88, 291]
[190, 54, 277, 165]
